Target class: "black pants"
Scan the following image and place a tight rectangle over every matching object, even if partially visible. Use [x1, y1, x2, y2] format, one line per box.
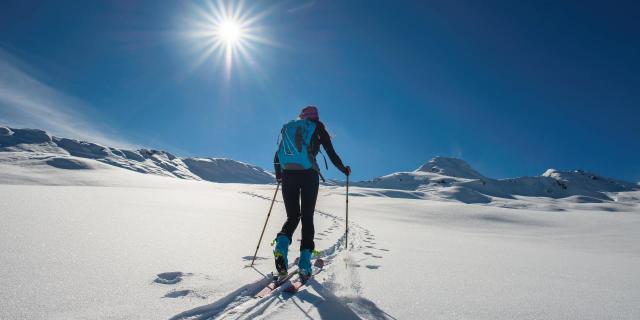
[278, 169, 319, 251]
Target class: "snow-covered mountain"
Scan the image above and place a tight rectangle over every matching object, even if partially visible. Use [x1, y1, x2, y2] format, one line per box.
[2, 126, 637, 206]
[354, 156, 639, 204]
[0, 126, 275, 184]
[416, 157, 485, 179]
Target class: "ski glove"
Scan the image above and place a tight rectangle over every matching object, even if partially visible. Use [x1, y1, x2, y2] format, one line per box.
[343, 166, 351, 176]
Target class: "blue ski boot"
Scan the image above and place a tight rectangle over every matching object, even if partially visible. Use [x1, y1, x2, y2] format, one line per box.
[298, 249, 313, 280]
[273, 234, 290, 276]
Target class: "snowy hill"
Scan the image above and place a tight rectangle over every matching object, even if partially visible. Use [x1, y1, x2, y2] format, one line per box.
[2, 154, 640, 319]
[2, 128, 640, 319]
[0, 126, 274, 184]
[354, 156, 639, 205]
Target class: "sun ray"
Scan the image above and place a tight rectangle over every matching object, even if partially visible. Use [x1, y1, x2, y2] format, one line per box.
[183, 0, 273, 81]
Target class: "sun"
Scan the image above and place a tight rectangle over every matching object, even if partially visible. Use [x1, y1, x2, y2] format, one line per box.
[184, 1, 274, 80]
[217, 19, 244, 46]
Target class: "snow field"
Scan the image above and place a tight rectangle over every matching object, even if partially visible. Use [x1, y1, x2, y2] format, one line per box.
[1, 129, 640, 319]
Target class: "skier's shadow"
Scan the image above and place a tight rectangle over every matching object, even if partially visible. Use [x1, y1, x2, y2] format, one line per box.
[168, 277, 271, 320]
[282, 279, 397, 320]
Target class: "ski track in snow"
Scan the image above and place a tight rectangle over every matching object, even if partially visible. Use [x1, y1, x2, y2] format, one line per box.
[167, 190, 393, 320]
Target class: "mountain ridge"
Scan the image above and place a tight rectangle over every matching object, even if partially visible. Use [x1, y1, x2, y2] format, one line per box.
[356, 156, 638, 204]
[0, 126, 275, 184]
[1, 126, 637, 205]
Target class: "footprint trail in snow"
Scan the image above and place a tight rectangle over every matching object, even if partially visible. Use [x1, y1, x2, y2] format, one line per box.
[167, 189, 391, 320]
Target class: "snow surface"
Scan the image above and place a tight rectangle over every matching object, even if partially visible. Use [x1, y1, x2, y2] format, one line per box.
[1, 128, 640, 319]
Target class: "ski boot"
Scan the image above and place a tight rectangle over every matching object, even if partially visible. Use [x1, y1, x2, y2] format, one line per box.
[297, 249, 313, 282]
[273, 234, 290, 277]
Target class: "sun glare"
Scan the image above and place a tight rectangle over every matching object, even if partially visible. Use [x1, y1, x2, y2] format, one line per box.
[217, 20, 243, 46]
[185, 1, 274, 80]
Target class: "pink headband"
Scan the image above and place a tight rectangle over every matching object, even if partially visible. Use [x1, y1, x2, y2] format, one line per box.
[299, 106, 319, 120]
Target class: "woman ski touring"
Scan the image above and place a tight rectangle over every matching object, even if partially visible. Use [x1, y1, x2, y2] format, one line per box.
[273, 106, 350, 280]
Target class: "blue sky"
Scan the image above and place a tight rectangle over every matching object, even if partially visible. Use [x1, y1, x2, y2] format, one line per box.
[0, 0, 638, 182]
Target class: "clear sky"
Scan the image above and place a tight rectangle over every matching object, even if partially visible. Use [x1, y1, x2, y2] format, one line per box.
[1, 0, 638, 182]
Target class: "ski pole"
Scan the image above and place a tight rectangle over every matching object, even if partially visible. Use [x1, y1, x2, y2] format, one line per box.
[250, 182, 280, 267]
[345, 174, 349, 250]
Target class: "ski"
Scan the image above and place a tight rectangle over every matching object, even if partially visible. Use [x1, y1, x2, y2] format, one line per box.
[283, 258, 324, 293]
[254, 269, 298, 298]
